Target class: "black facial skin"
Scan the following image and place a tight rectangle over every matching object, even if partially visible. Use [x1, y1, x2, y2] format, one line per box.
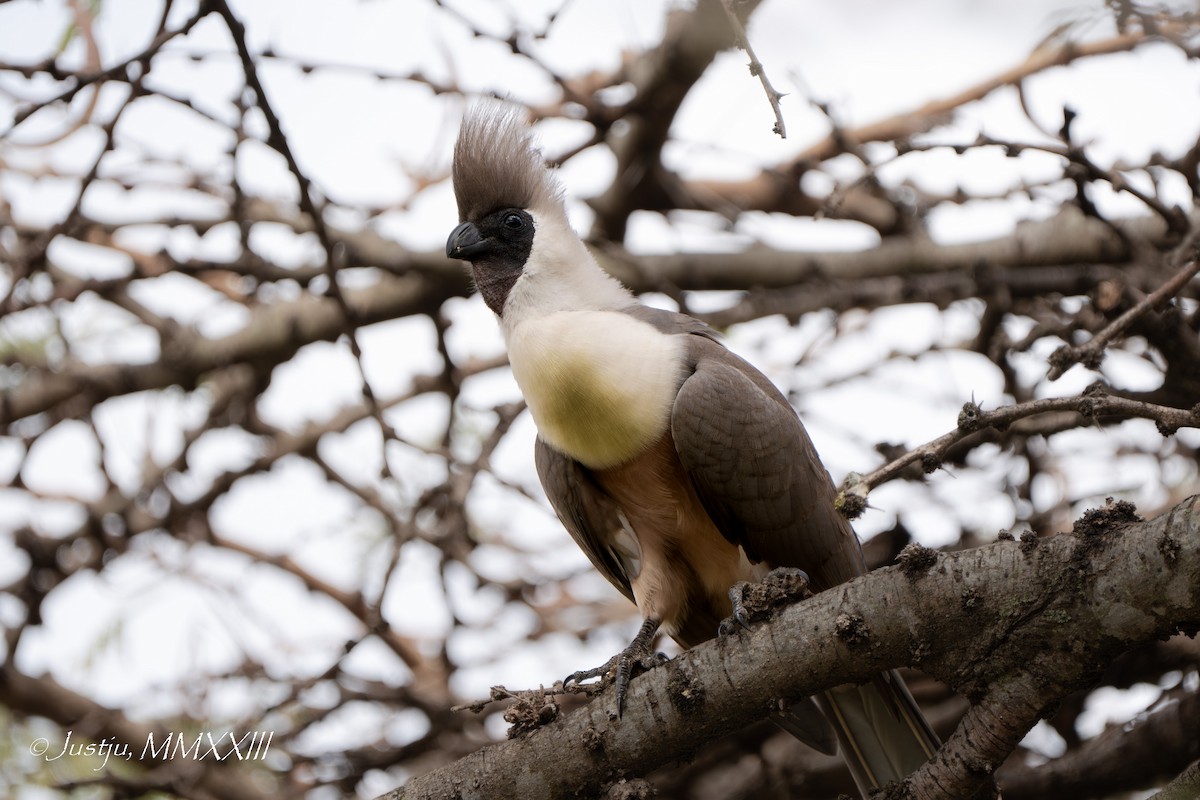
[445, 208, 535, 315]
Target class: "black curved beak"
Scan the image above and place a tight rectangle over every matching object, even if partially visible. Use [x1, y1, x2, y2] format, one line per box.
[446, 221, 491, 260]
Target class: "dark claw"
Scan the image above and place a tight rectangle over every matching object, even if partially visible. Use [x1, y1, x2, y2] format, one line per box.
[718, 581, 755, 639]
[562, 617, 663, 717]
[563, 660, 616, 690]
[614, 650, 669, 715]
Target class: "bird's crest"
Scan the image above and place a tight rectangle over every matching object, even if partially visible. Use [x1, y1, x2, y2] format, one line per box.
[452, 104, 564, 223]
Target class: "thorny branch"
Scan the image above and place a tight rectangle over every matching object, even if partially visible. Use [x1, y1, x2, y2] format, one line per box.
[838, 389, 1200, 515]
[1048, 258, 1200, 379]
[720, 0, 787, 138]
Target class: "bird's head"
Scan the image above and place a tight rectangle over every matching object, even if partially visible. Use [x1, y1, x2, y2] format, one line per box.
[445, 105, 566, 316]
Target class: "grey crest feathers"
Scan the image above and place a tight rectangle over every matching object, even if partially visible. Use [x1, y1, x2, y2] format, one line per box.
[452, 105, 565, 224]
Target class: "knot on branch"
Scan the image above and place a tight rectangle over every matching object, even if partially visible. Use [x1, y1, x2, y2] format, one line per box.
[957, 400, 984, 432]
[835, 612, 870, 647]
[1019, 530, 1040, 555]
[835, 473, 869, 520]
[502, 691, 560, 738]
[666, 662, 706, 715]
[1155, 418, 1180, 437]
[1048, 342, 1106, 380]
[1072, 497, 1143, 543]
[581, 723, 605, 754]
[897, 542, 939, 578]
[1157, 531, 1182, 564]
[1077, 380, 1109, 419]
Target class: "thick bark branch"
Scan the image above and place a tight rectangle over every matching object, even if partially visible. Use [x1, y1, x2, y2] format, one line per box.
[379, 496, 1200, 800]
[998, 691, 1200, 799]
[595, 207, 1189, 293]
[1151, 758, 1200, 800]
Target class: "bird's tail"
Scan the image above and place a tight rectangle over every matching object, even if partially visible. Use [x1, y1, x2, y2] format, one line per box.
[815, 670, 941, 796]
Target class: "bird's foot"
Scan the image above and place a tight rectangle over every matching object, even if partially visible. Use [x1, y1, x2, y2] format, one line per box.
[562, 616, 665, 716]
[719, 567, 811, 638]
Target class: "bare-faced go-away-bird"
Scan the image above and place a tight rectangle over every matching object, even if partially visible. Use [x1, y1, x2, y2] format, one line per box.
[445, 104, 941, 797]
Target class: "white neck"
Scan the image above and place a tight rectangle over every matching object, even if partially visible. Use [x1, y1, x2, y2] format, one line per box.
[499, 211, 631, 341]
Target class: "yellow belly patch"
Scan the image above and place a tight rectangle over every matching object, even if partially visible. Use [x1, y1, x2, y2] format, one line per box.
[507, 311, 684, 469]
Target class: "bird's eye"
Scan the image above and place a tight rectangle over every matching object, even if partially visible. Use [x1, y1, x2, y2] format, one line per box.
[503, 213, 525, 230]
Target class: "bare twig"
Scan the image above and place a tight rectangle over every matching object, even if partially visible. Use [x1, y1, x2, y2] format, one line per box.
[720, 0, 787, 138]
[10, 0, 102, 148]
[2, 2, 209, 137]
[1048, 259, 1200, 380]
[836, 389, 1200, 515]
[789, 30, 1156, 166]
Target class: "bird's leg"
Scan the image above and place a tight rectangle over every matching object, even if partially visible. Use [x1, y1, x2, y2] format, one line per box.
[719, 566, 811, 638]
[563, 616, 666, 716]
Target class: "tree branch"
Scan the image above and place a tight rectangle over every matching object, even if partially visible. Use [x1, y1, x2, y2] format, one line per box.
[611, 29, 1163, 229]
[0, 266, 470, 426]
[720, 0, 787, 138]
[998, 690, 1200, 799]
[588, 0, 758, 241]
[837, 389, 1200, 514]
[378, 495, 1200, 800]
[1048, 258, 1200, 380]
[594, 207, 1189, 293]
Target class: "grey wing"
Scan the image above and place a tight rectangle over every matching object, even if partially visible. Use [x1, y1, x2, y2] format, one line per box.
[619, 302, 721, 341]
[534, 436, 635, 603]
[670, 334, 866, 591]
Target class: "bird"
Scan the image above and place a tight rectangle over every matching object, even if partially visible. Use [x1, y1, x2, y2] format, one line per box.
[445, 103, 941, 797]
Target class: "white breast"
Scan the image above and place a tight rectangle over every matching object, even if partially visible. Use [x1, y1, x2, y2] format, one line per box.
[506, 310, 684, 469]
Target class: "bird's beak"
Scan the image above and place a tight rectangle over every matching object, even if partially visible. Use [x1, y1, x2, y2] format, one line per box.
[446, 221, 491, 260]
